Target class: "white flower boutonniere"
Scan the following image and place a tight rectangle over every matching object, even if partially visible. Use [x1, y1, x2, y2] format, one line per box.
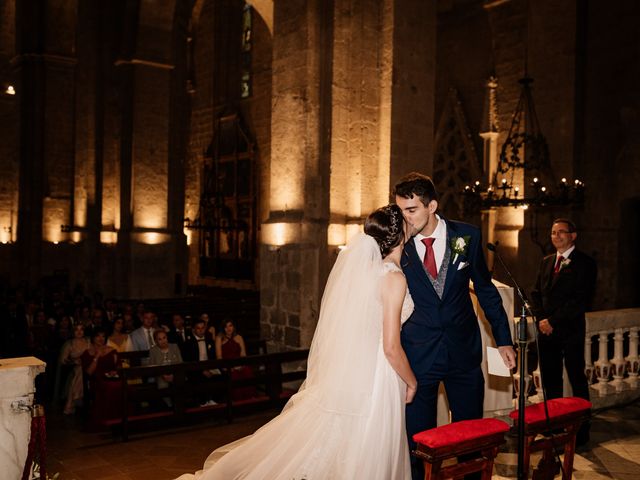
[559, 257, 571, 271]
[450, 235, 471, 264]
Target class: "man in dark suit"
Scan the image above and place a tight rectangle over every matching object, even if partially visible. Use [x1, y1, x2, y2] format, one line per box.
[183, 318, 219, 406]
[530, 218, 596, 444]
[394, 172, 516, 480]
[167, 313, 192, 357]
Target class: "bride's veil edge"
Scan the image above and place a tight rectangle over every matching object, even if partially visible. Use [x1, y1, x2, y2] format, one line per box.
[302, 232, 384, 416]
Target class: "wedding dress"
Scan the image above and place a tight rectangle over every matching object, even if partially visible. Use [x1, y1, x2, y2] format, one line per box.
[176, 233, 414, 480]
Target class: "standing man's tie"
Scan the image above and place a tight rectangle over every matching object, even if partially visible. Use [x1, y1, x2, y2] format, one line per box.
[147, 328, 154, 349]
[553, 255, 563, 275]
[421, 237, 437, 278]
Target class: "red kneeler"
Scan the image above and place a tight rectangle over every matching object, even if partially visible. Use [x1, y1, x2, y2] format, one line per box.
[413, 418, 510, 480]
[509, 397, 592, 480]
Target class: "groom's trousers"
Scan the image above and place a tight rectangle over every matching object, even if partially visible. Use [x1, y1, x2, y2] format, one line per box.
[406, 343, 485, 480]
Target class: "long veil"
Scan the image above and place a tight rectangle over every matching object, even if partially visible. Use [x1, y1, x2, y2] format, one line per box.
[299, 232, 384, 416]
[175, 233, 390, 480]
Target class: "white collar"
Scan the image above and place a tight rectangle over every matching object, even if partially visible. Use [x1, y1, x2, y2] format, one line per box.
[416, 214, 446, 241]
[558, 245, 575, 259]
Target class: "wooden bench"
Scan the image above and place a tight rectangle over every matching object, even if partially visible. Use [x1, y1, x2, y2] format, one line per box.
[509, 397, 592, 480]
[110, 349, 308, 440]
[413, 418, 510, 480]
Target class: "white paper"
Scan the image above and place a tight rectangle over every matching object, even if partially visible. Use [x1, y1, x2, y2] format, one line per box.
[487, 346, 512, 377]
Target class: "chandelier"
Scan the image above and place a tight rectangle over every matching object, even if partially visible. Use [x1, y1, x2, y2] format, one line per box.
[463, 76, 584, 212]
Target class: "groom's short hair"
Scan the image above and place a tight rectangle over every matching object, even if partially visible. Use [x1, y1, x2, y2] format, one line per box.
[393, 172, 439, 206]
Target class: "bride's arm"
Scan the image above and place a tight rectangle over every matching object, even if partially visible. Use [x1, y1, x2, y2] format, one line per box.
[381, 272, 417, 402]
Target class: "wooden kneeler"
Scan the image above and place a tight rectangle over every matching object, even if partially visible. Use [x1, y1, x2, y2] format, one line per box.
[509, 397, 592, 480]
[413, 418, 510, 480]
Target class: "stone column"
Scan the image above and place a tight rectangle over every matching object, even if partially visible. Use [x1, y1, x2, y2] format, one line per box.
[0, 356, 46, 480]
[389, 0, 436, 182]
[113, 0, 187, 298]
[261, 0, 332, 350]
[14, 1, 77, 285]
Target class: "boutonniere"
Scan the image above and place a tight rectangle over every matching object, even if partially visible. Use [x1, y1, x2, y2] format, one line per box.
[559, 258, 571, 271]
[450, 235, 471, 264]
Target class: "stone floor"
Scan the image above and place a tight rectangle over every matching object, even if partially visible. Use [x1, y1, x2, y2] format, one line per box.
[46, 401, 640, 479]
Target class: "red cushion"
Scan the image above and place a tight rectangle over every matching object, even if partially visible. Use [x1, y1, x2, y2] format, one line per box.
[509, 397, 592, 425]
[413, 418, 510, 449]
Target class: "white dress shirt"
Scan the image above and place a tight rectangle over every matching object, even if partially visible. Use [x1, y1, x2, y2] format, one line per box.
[556, 244, 575, 261]
[413, 214, 447, 272]
[195, 336, 208, 361]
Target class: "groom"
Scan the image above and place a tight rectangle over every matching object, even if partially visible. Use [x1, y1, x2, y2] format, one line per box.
[394, 172, 516, 479]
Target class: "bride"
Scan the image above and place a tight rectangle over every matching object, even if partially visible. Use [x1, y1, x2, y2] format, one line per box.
[177, 204, 417, 479]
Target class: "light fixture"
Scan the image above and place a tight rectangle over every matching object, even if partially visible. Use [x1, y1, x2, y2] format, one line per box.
[463, 76, 584, 212]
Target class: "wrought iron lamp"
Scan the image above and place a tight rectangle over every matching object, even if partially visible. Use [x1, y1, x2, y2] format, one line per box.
[463, 76, 584, 213]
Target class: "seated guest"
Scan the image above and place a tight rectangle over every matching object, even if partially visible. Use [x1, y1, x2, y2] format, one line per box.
[200, 312, 216, 339]
[128, 310, 156, 354]
[184, 318, 218, 406]
[107, 317, 132, 353]
[81, 328, 121, 429]
[216, 318, 256, 400]
[149, 330, 183, 407]
[57, 323, 90, 414]
[167, 313, 192, 357]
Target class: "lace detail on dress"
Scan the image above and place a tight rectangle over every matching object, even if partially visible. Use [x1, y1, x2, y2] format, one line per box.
[382, 262, 414, 324]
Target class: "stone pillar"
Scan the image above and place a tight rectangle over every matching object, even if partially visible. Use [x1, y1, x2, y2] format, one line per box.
[113, 0, 188, 298]
[261, 0, 332, 350]
[14, 1, 77, 285]
[389, 0, 436, 182]
[0, 356, 46, 480]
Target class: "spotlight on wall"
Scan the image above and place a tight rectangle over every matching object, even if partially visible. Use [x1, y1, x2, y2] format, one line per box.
[5, 85, 15, 95]
[262, 221, 301, 248]
[1, 226, 12, 244]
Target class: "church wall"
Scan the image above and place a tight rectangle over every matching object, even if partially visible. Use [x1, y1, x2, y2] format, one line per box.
[435, 0, 639, 310]
[582, 0, 640, 308]
[0, 1, 19, 255]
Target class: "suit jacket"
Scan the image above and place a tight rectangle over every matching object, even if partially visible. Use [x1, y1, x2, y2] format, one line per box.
[168, 327, 193, 356]
[129, 327, 156, 351]
[183, 335, 215, 362]
[530, 248, 597, 339]
[401, 219, 513, 375]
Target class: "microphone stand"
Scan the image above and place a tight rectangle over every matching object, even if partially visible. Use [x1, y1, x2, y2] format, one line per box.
[488, 242, 532, 480]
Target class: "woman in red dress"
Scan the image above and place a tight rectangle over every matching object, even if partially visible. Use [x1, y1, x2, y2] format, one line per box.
[215, 319, 255, 400]
[81, 328, 121, 429]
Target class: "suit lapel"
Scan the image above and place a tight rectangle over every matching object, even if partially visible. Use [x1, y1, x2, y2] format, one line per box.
[404, 239, 439, 298]
[441, 222, 458, 300]
[550, 251, 573, 288]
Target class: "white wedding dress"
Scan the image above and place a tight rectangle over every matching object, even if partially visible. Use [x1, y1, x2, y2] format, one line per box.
[176, 234, 413, 480]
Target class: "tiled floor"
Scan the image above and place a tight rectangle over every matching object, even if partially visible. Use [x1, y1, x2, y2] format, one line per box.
[46, 401, 640, 479]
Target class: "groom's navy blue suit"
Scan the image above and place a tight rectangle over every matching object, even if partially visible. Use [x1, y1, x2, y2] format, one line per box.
[401, 219, 513, 479]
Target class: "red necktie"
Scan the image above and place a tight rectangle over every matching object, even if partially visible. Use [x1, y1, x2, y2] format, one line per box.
[553, 255, 562, 275]
[422, 238, 438, 278]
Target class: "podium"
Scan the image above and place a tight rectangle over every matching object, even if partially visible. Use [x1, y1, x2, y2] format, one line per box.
[0, 356, 46, 480]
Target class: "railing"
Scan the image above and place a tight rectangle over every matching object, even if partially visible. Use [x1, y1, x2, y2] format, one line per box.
[108, 349, 308, 440]
[585, 308, 640, 406]
[520, 308, 640, 409]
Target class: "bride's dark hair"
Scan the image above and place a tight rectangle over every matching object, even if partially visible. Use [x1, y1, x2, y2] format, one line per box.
[364, 204, 404, 258]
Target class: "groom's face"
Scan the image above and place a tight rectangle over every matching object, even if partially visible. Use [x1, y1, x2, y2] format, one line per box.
[395, 195, 437, 237]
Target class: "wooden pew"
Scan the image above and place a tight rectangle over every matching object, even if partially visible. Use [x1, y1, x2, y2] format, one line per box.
[110, 349, 309, 440]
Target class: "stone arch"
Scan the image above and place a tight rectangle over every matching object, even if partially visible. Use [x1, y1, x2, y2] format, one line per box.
[192, 0, 273, 36]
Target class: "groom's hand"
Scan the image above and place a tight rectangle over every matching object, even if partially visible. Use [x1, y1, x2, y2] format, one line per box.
[498, 345, 517, 370]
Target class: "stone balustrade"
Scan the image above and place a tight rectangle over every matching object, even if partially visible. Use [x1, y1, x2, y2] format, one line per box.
[584, 308, 640, 407]
[522, 308, 640, 410]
